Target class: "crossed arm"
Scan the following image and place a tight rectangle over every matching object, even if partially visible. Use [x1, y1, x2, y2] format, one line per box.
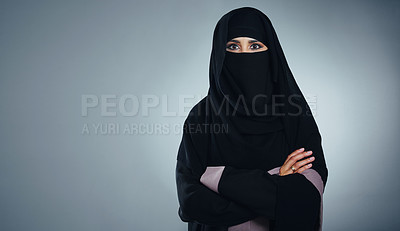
[176, 148, 324, 230]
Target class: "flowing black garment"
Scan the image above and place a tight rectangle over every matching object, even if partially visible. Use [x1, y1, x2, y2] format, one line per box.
[176, 7, 328, 231]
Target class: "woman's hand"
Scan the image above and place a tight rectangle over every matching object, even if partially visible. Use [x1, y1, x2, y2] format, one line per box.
[279, 148, 315, 176]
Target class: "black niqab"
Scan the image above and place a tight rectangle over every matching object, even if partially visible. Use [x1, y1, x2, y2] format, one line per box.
[176, 7, 328, 230]
[178, 7, 327, 179]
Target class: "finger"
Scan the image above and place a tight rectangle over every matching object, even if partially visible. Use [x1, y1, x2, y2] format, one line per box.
[287, 151, 312, 166]
[293, 156, 315, 170]
[284, 151, 313, 171]
[284, 148, 305, 165]
[279, 167, 293, 176]
[287, 148, 305, 159]
[296, 163, 312, 174]
[281, 150, 311, 173]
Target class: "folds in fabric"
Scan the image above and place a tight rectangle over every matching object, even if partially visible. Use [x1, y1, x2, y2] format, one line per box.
[175, 6, 328, 231]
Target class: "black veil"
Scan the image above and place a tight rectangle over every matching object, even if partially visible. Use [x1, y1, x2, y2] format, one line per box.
[177, 6, 327, 185]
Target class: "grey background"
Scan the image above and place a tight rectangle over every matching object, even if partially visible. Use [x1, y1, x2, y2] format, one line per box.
[1, 0, 399, 230]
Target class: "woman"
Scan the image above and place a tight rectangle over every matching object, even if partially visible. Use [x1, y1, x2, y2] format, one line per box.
[176, 7, 328, 231]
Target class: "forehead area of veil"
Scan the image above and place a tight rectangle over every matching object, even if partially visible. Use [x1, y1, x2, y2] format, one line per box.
[226, 10, 267, 44]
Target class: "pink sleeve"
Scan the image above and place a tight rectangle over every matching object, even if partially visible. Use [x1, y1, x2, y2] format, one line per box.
[228, 216, 270, 231]
[200, 166, 225, 193]
[267, 166, 280, 175]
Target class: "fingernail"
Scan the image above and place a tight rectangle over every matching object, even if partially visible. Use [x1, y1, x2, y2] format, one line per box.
[299, 148, 304, 151]
[307, 151, 312, 154]
[310, 157, 315, 161]
[308, 164, 312, 167]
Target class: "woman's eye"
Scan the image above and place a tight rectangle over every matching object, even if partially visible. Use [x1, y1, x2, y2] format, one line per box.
[250, 43, 262, 49]
[226, 44, 240, 50]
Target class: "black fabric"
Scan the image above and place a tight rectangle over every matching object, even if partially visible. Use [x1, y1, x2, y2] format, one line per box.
[217, 166, 279, 218]
[175, 6, 328, 231]
[226, 8, 267, 45]
[220, 51, 276, 117]
[176, 160, 256, 228]
[273, 174, 321, 230]
[215, 166, 321, 231]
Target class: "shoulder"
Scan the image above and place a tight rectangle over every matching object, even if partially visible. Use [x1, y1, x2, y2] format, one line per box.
[184, 96, 208, 125]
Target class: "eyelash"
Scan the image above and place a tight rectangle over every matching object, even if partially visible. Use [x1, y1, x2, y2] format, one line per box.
[226, 44, 239, 50]
[250, 44, 262, 49]
[226, 43, 263, 50]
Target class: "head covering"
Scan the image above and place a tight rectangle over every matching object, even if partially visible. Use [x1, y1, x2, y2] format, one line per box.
[178, 7, 327, 184]
[219, 10, 277, 119]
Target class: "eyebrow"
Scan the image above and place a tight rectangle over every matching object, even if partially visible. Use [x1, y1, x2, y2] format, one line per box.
[228, 39, 260, 43]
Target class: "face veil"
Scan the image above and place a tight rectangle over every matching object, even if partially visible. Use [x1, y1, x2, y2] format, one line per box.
[220, 50, 275, 115]
[219, 8, 276, 115]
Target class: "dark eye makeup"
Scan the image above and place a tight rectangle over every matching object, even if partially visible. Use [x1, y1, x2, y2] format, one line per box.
[250, 43, 263, 49]
[226, 41, 265, 51]
[226, 43, 240, 50]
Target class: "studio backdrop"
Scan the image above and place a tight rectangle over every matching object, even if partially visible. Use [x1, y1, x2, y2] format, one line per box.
[1, 0, 399, 230]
